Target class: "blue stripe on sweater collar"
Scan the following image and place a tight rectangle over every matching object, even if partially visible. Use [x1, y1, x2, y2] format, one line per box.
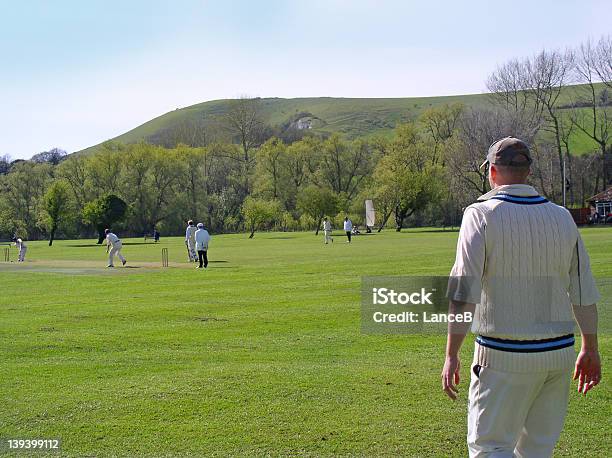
[477, 184, 540, 201]
[490, 194, 549, 205]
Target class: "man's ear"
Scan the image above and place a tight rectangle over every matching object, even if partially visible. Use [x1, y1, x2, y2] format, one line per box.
[489, 164, 496, 180]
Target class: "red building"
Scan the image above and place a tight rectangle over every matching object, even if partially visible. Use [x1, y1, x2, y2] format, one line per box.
[588, 187, 612, 223]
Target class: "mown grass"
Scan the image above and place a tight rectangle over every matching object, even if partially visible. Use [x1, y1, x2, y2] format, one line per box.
[0, 228, 610, 457]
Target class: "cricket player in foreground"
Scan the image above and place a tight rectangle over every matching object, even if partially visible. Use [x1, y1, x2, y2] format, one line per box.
[194, 223, 211, 269]
[442, 137, 601, 457]
[105, 229, 127, 267]
[185, 220, 197, 262]
[322, 217, 333, 244]
[12, 236, 27, 262]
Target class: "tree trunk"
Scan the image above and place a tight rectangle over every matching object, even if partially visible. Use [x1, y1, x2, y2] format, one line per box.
[315, 217, 322, 235]
[395, 208, 404, 232]
[48, 226, 56, 246]
[249, 226, 255, 238]
[377, 211, 392, 232]
[601, 145, 608, 192]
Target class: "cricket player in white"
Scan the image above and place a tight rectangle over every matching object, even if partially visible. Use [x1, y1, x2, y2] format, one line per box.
[194, 223, 211, 269]
[12, 237, 27, 262]
[105, 229, 126, 267]
[442, 137, 601, 457]
[322, 217, 333, 244]
[185, 220, 197, 262]
[343, 217, 353, 243]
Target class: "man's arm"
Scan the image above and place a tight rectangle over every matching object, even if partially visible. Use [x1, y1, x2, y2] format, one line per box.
[442, 206, 486, 400]
[572, 304, 601, 395]
[442, 300, 476, 400]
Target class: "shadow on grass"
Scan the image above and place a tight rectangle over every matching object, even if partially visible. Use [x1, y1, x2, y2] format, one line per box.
[67, 242, 154, 247]
[403, 228, 460, 234]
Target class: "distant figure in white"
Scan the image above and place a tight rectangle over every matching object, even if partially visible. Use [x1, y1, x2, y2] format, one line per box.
[343, 217, 353, 243]
[195, 223, 211, 269]
[12, 236, 27, 262]
[105, 229, 126, 267]
[185, 220, 198, 262]
[322, 217, 333, 244]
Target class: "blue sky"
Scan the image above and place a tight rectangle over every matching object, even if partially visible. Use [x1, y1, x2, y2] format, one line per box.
[1, 0, 609, 158]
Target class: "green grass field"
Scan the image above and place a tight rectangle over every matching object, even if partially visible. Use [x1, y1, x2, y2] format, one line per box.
[1, 228, 610, 457]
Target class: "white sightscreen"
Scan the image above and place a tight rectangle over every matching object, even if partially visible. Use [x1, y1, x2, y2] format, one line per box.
[365, 200, 375, 226]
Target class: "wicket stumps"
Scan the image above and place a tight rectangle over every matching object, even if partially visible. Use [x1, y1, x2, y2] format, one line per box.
[161, 248, 169, 268]
[3, 247, 9, 262]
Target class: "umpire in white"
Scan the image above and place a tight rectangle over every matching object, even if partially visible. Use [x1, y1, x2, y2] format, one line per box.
[442, 137, 601, 457]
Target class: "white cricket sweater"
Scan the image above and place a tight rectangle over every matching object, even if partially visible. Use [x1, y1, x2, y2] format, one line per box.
[448, 184, 600, 372]
[185, 225, 197, 242]
[105, 233, 121, 247]
[195, 229, 211, 251]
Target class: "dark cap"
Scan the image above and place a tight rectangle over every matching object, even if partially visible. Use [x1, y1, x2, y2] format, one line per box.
[480, 137, 532, 169]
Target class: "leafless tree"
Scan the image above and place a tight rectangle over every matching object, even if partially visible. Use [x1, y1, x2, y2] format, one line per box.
[571, 39, 612, 191]
[486, 58, 545, 134]
[223, 96, 268, 195]
[151, 115, 222, 148]
[526, 49, 574, 195]
[449, 107, 539, 196]
[558, 111, 576, 204]
[488, 49, 574, 199]
[593, 35, 612, 89]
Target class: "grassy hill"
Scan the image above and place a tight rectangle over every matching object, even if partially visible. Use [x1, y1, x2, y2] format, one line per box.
[79, 88, 603, 155]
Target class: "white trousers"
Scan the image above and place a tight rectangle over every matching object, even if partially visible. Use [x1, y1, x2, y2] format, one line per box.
[468, 363, 571, 458]
[108, 242, 126, 266]
[18, 246, 27, 262]
[187, 239, 197, 261]
[324, 230, 333, 244]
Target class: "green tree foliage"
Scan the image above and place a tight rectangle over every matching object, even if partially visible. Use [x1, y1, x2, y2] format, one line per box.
[82, 194, 127, 244]
[371, 123, 445, 231]
[318, 134, 373, 200]
[0, 161, 52, 238]
[297, 186, 339, 235]
[420, 103, 464, 164]
[255, 137, 288, 200]
[41, 180, 73, 246]
[241, 197, 281, 238]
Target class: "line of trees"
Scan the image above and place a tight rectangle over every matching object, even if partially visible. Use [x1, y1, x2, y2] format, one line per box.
[0, 37, 609, 242]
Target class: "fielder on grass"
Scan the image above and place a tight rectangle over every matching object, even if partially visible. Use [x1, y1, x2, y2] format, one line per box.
[185, 220, 197, 262]
[343, 217, 353, 243]
[442, 137, 601, 457]
[105, 229, 127, 267]
[12, 236, 27, 262]
[322, 217, 333, 244]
